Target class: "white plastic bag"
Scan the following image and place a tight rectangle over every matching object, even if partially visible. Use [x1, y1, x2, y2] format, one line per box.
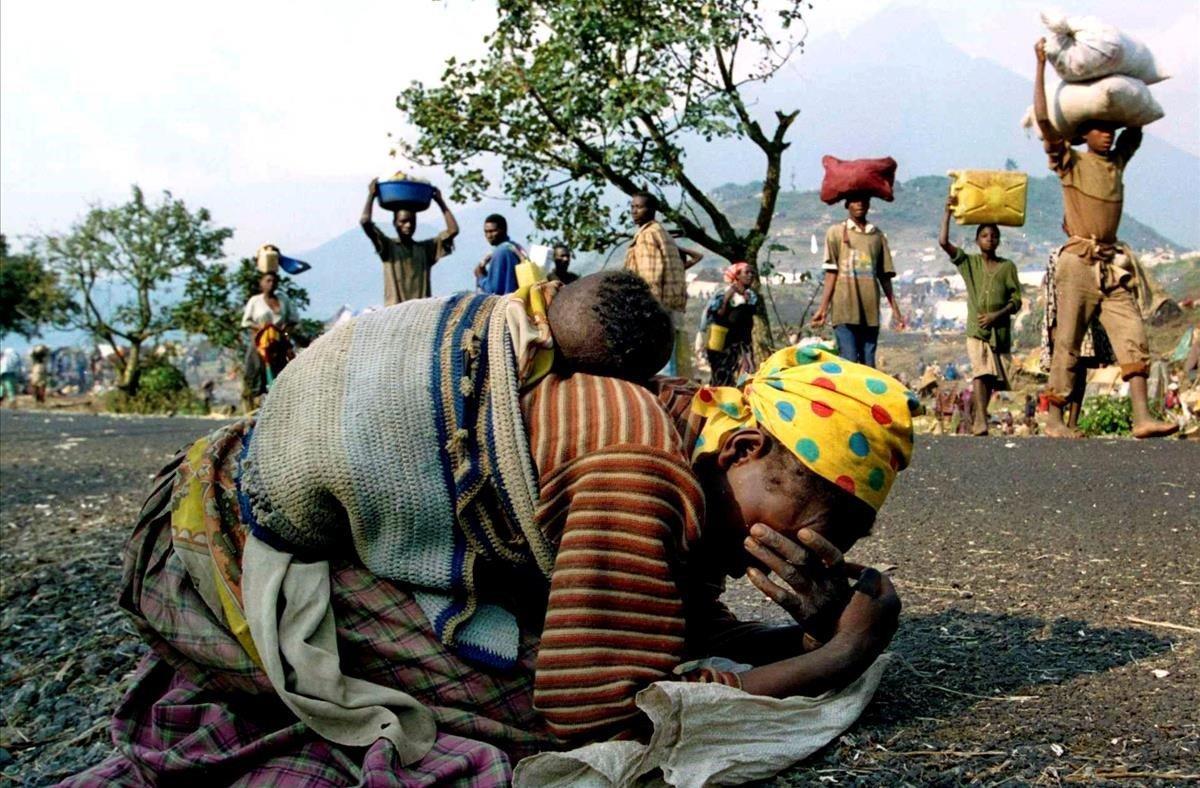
[1020, 74, 1164, 139]
[514, 655, 893, 788]
[1041, 11, 1167, 84]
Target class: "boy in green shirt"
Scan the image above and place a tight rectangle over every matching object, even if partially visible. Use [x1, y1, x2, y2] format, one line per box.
[939, 197, 1022, 436]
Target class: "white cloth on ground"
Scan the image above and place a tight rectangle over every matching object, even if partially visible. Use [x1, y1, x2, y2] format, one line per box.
[513, 653, 892, 788]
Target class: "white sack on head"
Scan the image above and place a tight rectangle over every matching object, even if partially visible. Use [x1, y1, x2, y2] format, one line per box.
[1020, 75, 1164, 139]
[1040, 11, 1168, 84]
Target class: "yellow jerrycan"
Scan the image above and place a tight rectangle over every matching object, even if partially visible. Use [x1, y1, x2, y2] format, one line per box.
[947, 170, 1028, 227]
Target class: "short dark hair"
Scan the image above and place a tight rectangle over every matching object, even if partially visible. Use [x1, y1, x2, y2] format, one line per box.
[975, 223, 1000, 239]
[484, 213, 508, 233]
[1077, 119, 1118, 135]
[632, 191, 659, 213]
[551, 271, 673, 381]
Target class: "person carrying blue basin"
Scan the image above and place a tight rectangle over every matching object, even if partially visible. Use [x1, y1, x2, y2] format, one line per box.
[361, 176, 461, 306]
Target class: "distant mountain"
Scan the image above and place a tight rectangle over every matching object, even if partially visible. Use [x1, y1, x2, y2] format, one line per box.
[281, 3, 1200, 318]
[293, 200, 539, 320]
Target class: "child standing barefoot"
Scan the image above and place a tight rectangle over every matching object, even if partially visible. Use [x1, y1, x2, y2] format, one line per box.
[939, 198, 1022, 436]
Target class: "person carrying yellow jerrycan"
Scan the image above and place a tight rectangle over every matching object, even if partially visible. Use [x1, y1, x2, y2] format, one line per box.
[946, 170, 1028, 227]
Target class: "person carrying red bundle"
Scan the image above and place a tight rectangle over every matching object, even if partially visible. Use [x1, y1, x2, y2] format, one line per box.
[812, 158, 905, 368]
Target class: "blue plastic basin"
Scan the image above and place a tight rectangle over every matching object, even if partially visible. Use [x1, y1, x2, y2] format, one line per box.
[377, 180, 433, 213]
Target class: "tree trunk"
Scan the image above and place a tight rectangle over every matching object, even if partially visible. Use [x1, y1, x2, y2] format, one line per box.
[118, 342, 142, 395]
[744, 252, 777, 364]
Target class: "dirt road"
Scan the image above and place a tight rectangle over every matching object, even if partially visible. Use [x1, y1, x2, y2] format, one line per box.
[1, 411, 1197, 785]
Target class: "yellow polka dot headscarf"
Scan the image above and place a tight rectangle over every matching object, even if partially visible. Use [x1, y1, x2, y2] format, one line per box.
[692, 345, 916, 510]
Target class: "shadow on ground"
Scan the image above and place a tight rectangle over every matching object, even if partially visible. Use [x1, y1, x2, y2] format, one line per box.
[766, 609, 1179, 785]
[867, 608, 1172, 727]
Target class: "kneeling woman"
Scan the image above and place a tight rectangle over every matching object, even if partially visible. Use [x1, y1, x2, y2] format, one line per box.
[65, 288, 912, 786]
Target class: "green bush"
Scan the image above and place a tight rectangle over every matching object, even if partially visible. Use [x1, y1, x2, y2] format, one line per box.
[138, 361, 188, 397]
[105, 359, 206, 415]
[1077, 396, 1132, 436]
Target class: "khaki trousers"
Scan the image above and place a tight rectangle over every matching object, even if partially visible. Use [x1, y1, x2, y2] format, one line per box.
[1048, 251, 1149, 403]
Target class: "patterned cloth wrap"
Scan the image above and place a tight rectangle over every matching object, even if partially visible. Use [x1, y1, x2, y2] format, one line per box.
[691, 345, 916, 511]
[241, 293, 554, 669]
[58, 434, 549, 787]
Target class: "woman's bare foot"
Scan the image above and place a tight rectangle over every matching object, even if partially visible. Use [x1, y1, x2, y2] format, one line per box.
[972, 426, 989, 437]
[1132, 420, 1179, 439]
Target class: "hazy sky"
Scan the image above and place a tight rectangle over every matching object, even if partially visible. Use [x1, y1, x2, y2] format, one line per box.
[2, 0, 1197, 256]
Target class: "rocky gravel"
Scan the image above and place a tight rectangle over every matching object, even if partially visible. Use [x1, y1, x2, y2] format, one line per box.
[0, 411, 227, 786]
[1, 411, 1198, 786]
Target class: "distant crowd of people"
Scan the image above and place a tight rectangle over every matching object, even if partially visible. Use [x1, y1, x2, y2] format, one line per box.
[0, 344, 103, 407]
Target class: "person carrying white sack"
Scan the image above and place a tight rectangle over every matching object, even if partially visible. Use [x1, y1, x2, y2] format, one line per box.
[1021, 12, 1167, 143]
[1039, 11, 1167, 85]
[1032, 38, 1176, 440]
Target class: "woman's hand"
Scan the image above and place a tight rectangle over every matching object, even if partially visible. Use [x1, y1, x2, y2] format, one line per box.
[832, 567, 901, 654]
[743, 525, 851, 643]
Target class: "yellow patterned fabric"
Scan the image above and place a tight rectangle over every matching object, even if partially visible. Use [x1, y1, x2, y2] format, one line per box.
[169, 433, 263, 666]
[691, 345, 916, 510]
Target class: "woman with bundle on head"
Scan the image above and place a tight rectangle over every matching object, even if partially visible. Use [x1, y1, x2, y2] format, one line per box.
[240, 262, 297, 411]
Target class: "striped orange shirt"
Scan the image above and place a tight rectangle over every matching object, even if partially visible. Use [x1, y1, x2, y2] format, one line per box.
[522, 373, 739, 743]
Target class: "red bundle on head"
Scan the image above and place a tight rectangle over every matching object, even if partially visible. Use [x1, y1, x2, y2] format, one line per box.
[819, 156, 898, 205]
[723, 261, 751, 284]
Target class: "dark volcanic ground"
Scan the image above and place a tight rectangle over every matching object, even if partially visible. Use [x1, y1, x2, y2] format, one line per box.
[1, 411, 1197, 786]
